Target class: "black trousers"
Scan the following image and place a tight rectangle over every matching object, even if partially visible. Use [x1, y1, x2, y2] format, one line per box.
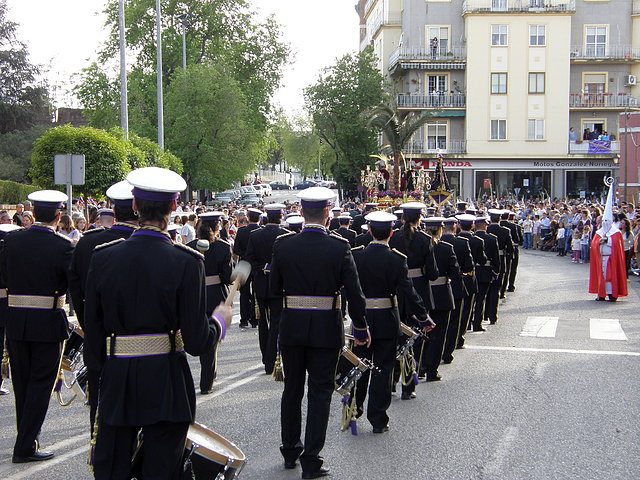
[508, 248, 519, 290]
[352, 339, 396, 429]
[459, 292, 475, 343]
[280, 346, 340, 473]
[7, 339, 62, 456]
[0, 326, 5, 390]
[239, 275, 256, 327]
[88, 369, 100, 435]
[257, 297, 283, 374]
[500, 257, 512, 297]
[93, 420, 189, 480]
[486, 275, 502, 324]
[473, 283, 490, 329]
[442, 297, 464, 362]
[199, 341, 219, 393]
[422, 309, 449, 377]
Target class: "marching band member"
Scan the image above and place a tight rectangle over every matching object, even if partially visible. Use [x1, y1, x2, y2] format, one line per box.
[1, 190, 73, 463]
[471, 215, 500, 332]
[506, 211, 523, 292]
[285, 215, 304, 233]
[83, 167, 232, 479]
[270, 187, 369, 479]
[485, 210, 513, 324]
[187, 212, 232, 394]
[245, 204, 288, 375]
[334, 214, 357, 247]
[351, 211, 430, 433]
[233, 208, 262, 328]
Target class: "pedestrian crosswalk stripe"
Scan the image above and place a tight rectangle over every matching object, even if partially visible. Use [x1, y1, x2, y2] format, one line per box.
[589, 318, 627, 341]
[520, 316, 559, 337]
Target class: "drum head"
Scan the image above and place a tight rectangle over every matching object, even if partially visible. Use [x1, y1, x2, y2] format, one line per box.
[186, 423, 245, 469]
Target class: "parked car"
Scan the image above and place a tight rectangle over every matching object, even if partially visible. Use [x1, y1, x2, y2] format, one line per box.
[270, 181, 291, 190]
[242, 185, 259, 196]
[293, 180, 318, 190]
[239, 194, 262, 206]
[253, 184, 269, 197]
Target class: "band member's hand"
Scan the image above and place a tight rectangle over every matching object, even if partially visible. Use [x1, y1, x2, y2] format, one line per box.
[353, 329, 372, 348]
[214, 303, 233, 329]
[415, 315, 435, 333]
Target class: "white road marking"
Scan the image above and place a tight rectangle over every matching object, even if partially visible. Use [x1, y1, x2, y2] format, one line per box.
[1, 364, 265, 479]
[520, 316, 558, 338]
[589, 318, 628, 341]
[483, 426, 518, 476]
[466, 345, 640, 357]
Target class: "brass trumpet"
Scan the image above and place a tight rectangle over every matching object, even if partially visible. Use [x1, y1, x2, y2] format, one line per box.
[54, 324, 88, 407]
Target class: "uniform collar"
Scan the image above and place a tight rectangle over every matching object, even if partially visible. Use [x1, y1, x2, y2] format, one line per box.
[131, 225, 172, 244]
[302, 224, 327, 234]
[30, 223, 55, 232]
[369, 240, 389, 247]
[111, 222, 137, 232]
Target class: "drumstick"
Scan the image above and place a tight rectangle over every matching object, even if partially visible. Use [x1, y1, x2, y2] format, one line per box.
[224, 260, 251, 307]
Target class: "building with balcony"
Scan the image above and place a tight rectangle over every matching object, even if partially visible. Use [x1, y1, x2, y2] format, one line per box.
[359, 0, 640, 200]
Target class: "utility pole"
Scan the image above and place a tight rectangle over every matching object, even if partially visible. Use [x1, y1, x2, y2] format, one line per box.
[624, 107, 629, 203]
[118, 0, 129, 138]
[178, 14, 191, 71]
[155, 0, 164, 149]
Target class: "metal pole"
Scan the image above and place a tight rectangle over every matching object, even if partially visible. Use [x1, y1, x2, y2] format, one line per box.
[155, 0, 164, 149]
[118, 0, 129, 138]
[66, 155, 72, 216]
[624, 108, 629, 202]
[182, 26, 187, 70]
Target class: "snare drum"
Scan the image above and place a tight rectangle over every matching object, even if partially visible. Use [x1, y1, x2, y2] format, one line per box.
[185, 423, 246, 479]
[334, 347, 369, 396]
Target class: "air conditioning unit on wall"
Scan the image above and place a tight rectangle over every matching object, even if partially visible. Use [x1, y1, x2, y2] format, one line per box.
[624, 75, 637, 86]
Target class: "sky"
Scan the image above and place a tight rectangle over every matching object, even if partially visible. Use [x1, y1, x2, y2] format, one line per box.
[5, 0, 360, 115]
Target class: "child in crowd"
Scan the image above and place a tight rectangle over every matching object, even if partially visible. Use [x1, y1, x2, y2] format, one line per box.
[571, 230, 581, 263]
[532, 215, 541, 250]
[522, 214, 533, 249]
[581, 224, 591, 263]
[556, 221, 566, 256]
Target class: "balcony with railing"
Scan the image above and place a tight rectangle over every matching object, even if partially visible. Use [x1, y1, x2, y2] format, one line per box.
[570, 45, 640, 62]
[364, 0, 377, 16]
[397, 93, 466, 109]
[389, 46, 467, 73]
[368, 14, 402, 38]
[569, 141, 619, 155]
[404, 140, 467, 155]
[462, 0, 575, 14]
[569, 93, 638, 109]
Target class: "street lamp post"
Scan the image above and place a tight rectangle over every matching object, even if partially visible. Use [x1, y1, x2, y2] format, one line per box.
[118, 0, 128, 138]
[155, 0, 164, 149]
[178, 14, 192, 70]
[624, 107, 629, 203]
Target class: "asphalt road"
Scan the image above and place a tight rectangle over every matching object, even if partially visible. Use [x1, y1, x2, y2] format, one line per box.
[0, 245, 638, 480]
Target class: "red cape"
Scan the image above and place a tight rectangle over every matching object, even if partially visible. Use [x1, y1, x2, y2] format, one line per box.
[589, 231, 628, 298]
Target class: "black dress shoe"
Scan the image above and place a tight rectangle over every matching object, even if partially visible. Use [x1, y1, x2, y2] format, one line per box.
[608, 296, 618, 302]
[499, 295, 506, 299]
[489, 321, 497, 325]
[442, 357, 453, 364]
[400, 392, 416, 400]
[301, 467, 330, 479]
[456, 344, 466, 349]
[12, 451, 54, 463]
[507, 288, 515, 292]
[473, 327, 486, 332]
[426, 375, 442, 382]
[595, 297, 606, 301]
[200, 390, 211, 395]
[372, 425, 389, 434]
[284, 460, 298, 469]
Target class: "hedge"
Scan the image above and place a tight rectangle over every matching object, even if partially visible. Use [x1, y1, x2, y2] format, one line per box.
[0, 180, 41, 204]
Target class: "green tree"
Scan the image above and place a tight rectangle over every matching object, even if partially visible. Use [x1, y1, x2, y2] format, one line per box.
[0, 125, 47, 182]
[366, 106, 434, 190]
[30, 125, 131, 197]
[304, 48, 386, 191]
[109, 128, 183, 173]
[0, 0, 50, 134]
[164, 64, 254, 192]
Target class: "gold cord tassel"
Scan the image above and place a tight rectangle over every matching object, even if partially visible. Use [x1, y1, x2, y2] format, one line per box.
[340, 385, 359, 435]
[87, 405, 99, 468]
[272, 352, 284, 382]
[1, 339, 10, 379]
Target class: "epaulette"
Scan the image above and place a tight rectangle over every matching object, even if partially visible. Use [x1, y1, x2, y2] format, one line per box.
[439, 240, 453, 248]
[419, 230, 432, 239]
[330, 233, 349, 243]
[174, 242, 205, 260]
[281, 227, 293, 234]
[84, 227, 106, 235]
[457, 236, 469, 243]
[55, 232, 74, 243]
[488, 232, 498, 239]
[276, 231, 295, 240]
[351, 245, 364, 251]
[216, 238, 231, 246]
[94, 237, 125, 251]
[391, 248, 407, 259]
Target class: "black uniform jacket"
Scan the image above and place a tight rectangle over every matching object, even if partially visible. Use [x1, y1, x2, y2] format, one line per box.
[69, 223, 136, 327]
[352, 243, 426, 339]
[474, 231, 500, 283]
[487, 223, 513, 273]
[431, 240, 460, 311]
[270, 227, 368, 349]
[440, 234, 474, 299]
[0, 224, 73, 342]
[355, 231, 373, 247]
[500, 220, 521, 254]
[245, 224, 288, 300]
[83, 229, 220, 426]
[0, 228, 23, 328]
[187, 238, 232, 313]
[328, 217, 340, 231]
[335, 227, 357, 247]
[232, 223, 261, 258]
[456, 231, 487, 295]
[351, 213, 366, 234]
[389, 227, 439, 312]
